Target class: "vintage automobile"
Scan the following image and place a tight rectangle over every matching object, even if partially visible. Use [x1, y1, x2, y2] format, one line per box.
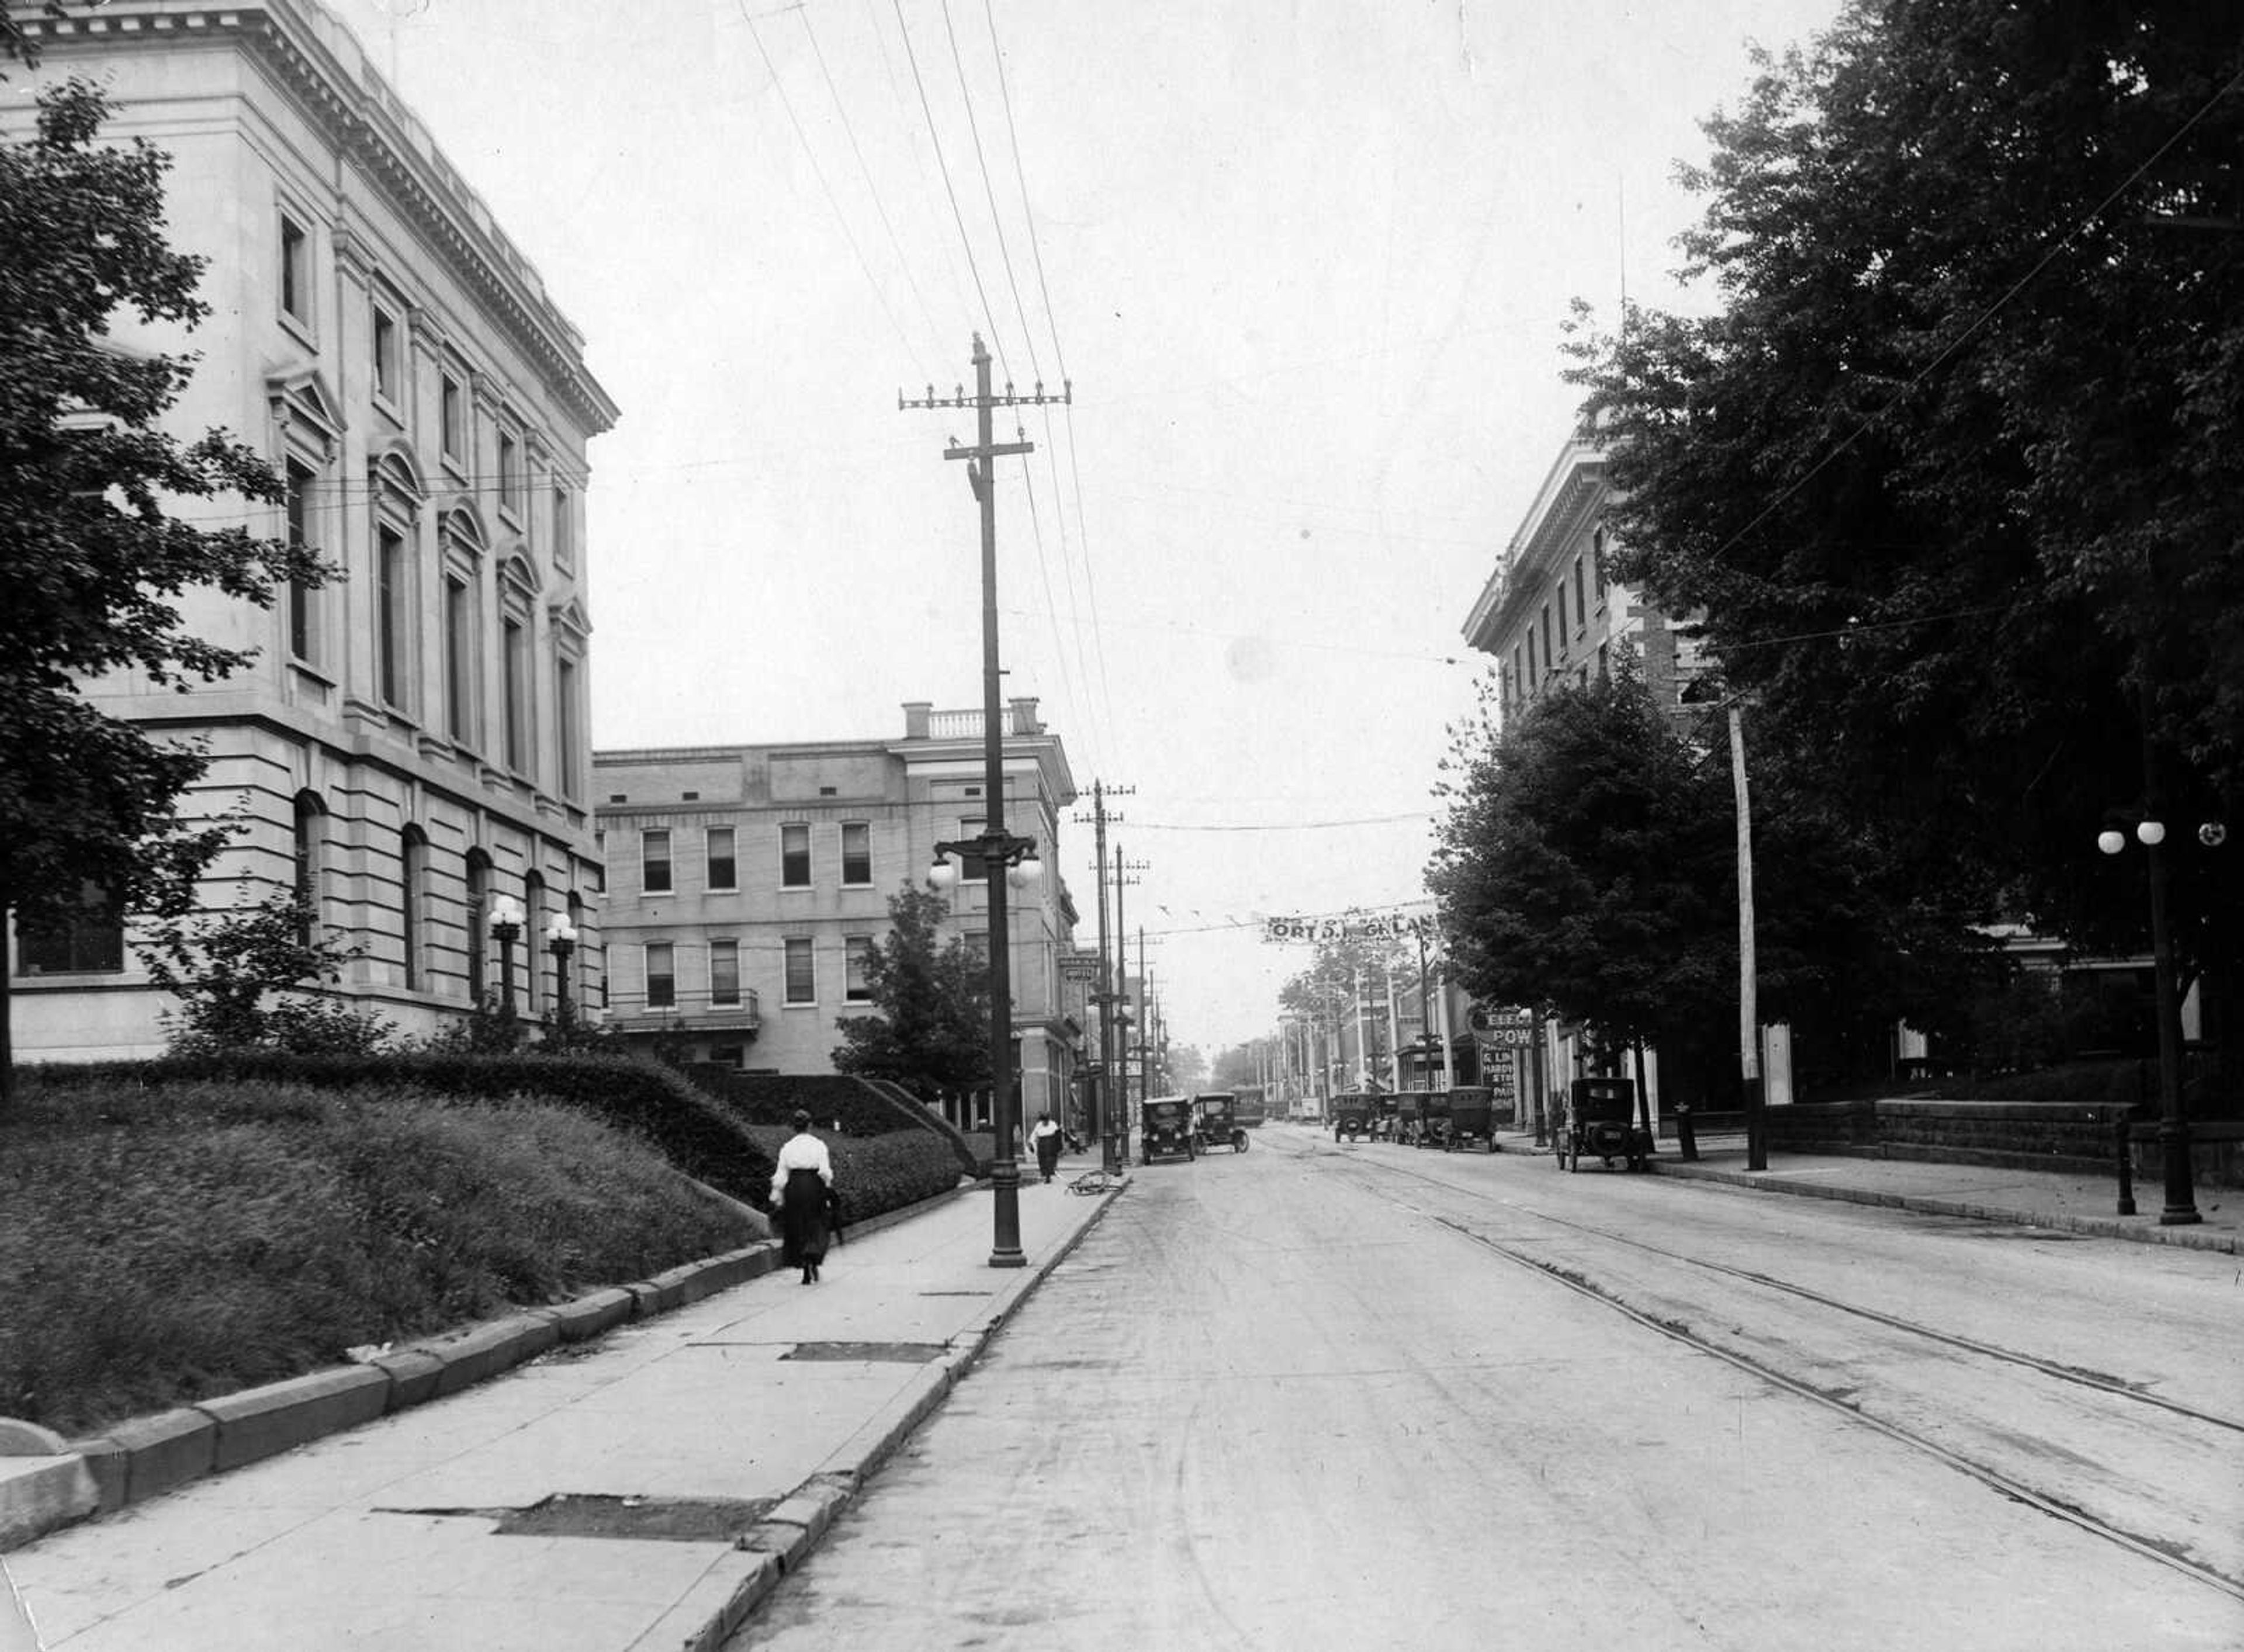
[1140, 1096, 1197, 1165]
[1443, 1086, 1498, 1153]
[1555, 1076, 1652, 1173]
[1414, 1089, 1454, 1149]
[1393, 1089, 1428, 1147]
[1193, 1091, 1249, 1153]
[1331, 1090, 1377, 1142]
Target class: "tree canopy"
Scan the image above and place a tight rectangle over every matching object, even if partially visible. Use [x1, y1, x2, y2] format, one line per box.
[1564, 1, 2242, 1009]
[830, 885, 991, 1103]
[1, 80, 328, 936]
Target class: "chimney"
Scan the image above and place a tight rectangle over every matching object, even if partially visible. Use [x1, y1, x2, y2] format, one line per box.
[1008, 696, 1041, 735]
[903, 701, 931, 740]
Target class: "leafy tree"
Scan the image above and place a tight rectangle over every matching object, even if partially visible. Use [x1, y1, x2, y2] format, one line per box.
[1564, 1, 2243, 1048]
[830, 885, 991, 1109]
[1, 79, 331, 1100]
[137, 886, 389, 1055]
[1429, 660, 1735, 1128]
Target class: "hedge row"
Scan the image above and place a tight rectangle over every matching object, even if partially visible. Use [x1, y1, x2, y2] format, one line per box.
[25, 1052, 778, 1209]
[683, 1068, 983, 1175]
[745, 1124, 968, 1224]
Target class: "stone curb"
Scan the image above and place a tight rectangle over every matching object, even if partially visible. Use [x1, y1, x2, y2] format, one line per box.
[4, 1182, 984, 1553]
[1645, 1159, 2242, 1255]
[691, 1172, 1133, 1643]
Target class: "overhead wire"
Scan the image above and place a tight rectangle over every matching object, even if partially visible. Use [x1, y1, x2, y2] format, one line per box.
[796, 3, 951, 355]
[740, 2, 926, 380]
[889, 0, 1006, 370]
[980, 0, 1118, 769]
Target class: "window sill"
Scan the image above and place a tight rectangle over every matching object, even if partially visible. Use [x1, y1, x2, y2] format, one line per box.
[288, 657, 337, 688]
[782, 1000, 818, 1010]
[371, 392, 405, 431]
[278, 308, 317, 350]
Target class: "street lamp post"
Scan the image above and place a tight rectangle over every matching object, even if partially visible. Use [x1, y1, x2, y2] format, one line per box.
[2097, 815, 2201, 1226]
[488, 893, 524, 1024]
[930, 834, 1043, 1267]
[546, 914, 578, 1030]
[905, 333, 1067, 1269]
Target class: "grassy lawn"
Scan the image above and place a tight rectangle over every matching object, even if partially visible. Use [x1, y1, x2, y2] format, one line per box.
[0, 1076, 762, 1436]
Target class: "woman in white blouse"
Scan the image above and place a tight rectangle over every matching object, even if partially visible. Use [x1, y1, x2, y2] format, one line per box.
[770, 1110, 836, 1284]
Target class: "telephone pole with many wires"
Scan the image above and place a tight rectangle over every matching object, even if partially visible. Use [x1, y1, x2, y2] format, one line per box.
[901, 334, 1071, 1268]
[1073, 781, 1133, 1173]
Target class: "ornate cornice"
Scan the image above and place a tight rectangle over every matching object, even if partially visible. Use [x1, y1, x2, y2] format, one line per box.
[29, 3, 620, 439]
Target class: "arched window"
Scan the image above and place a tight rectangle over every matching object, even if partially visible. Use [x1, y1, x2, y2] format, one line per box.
[465, 848, 491, 1004]
[566, 889, 586, 1011]
[523, 870, 546, 1019]
[294, 791, 327, 945]
[401, 827, 430, 991]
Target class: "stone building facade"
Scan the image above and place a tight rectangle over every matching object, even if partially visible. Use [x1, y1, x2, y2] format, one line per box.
[1456, 434, 1794, 1127]
[8, 1, 618, 1058]
[592, 701, 1083, 1129]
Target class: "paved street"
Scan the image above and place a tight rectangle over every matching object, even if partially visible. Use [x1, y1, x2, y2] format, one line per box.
[735, 1127, 2244, 1650]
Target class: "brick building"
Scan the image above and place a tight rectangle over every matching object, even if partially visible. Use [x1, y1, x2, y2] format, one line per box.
[591, 701, 1083, 1129]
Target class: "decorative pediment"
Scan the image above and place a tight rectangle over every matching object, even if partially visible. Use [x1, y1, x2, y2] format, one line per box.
[438, 502, 490, 552]
[498, 552, 541, 594]
[368, 446, 428, 513]
[547, 597, 591, 638]
[267, 363, 344, 459]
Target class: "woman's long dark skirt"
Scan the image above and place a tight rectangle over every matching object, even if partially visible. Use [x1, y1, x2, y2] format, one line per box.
[1036, 1132, 1063, 1180]
[779, 1167, 830, 1267]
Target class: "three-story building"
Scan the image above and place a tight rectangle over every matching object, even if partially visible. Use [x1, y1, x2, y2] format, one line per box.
[593, 700, 1082, 1128]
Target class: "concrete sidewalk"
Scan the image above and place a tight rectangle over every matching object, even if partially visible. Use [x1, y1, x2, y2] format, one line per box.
[1495, 1128, 2241, 1254]
[1, 1171, 1124, 1652]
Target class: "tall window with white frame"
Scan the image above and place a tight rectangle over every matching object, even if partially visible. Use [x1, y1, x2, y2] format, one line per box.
[497, 425, 522, 520]
[840, 822, 872, 887]
[278, 207, 311, 330]
[710, 939, 740, 1008]
[645, 941, 675, 1011]
[706, 826, 736, 891]
[439, 368, 466, 472]
[285, 459, 317, 662]
[780, 823, 811, 888]
[844, 936, 874, 1003]
[371, 297, 401, 408]
[555, 655, 581, 798]
[784, 937, 815, 1005]
[642, 829, 672, 894]
[376, 522, 409, 708]
[444, 574, 475, 744]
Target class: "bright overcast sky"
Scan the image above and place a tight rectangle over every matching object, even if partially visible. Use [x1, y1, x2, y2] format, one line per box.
[324, 0, 1847, 1058]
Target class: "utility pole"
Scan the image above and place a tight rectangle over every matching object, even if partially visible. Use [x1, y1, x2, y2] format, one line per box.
[902, 334, 1071, 1269]
[1111, 844, 1145, 1152]
[1072, 780, 1133, 1173]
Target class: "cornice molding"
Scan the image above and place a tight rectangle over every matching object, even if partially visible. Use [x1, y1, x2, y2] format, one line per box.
[29, 3, 619, 438]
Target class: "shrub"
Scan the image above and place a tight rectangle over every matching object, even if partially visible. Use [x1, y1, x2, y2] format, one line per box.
[687, 1069, 979, 1175]
[23, 1051, 777, 1207]
[0, 1080, 756, 1434]
[746, 1125, 967, 1225]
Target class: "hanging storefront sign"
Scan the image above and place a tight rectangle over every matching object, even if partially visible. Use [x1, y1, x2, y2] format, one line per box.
[1262, 910, 1433, 944]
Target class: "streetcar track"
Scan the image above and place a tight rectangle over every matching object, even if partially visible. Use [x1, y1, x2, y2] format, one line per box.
[1297, 1141, 2244, 1604]
[1348, 1145, 2244, 1435]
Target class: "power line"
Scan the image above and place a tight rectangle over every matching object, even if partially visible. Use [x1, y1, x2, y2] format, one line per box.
[889, 0, 1006, 374]
[796, 4, 950, 357]
[740, 4, 926, 379]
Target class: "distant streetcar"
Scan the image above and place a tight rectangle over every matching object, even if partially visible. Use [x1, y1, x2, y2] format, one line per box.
[1230, 1085, 1269, 1128]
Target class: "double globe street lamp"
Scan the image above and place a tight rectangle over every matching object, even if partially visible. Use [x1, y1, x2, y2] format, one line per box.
[2097, 813, 2222, 1226]
[546, 914, 579, 1027]
[487, 893, 526, 1023]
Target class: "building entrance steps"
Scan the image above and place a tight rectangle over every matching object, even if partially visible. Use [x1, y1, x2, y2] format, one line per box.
[2, 1169, 1125, 1652]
